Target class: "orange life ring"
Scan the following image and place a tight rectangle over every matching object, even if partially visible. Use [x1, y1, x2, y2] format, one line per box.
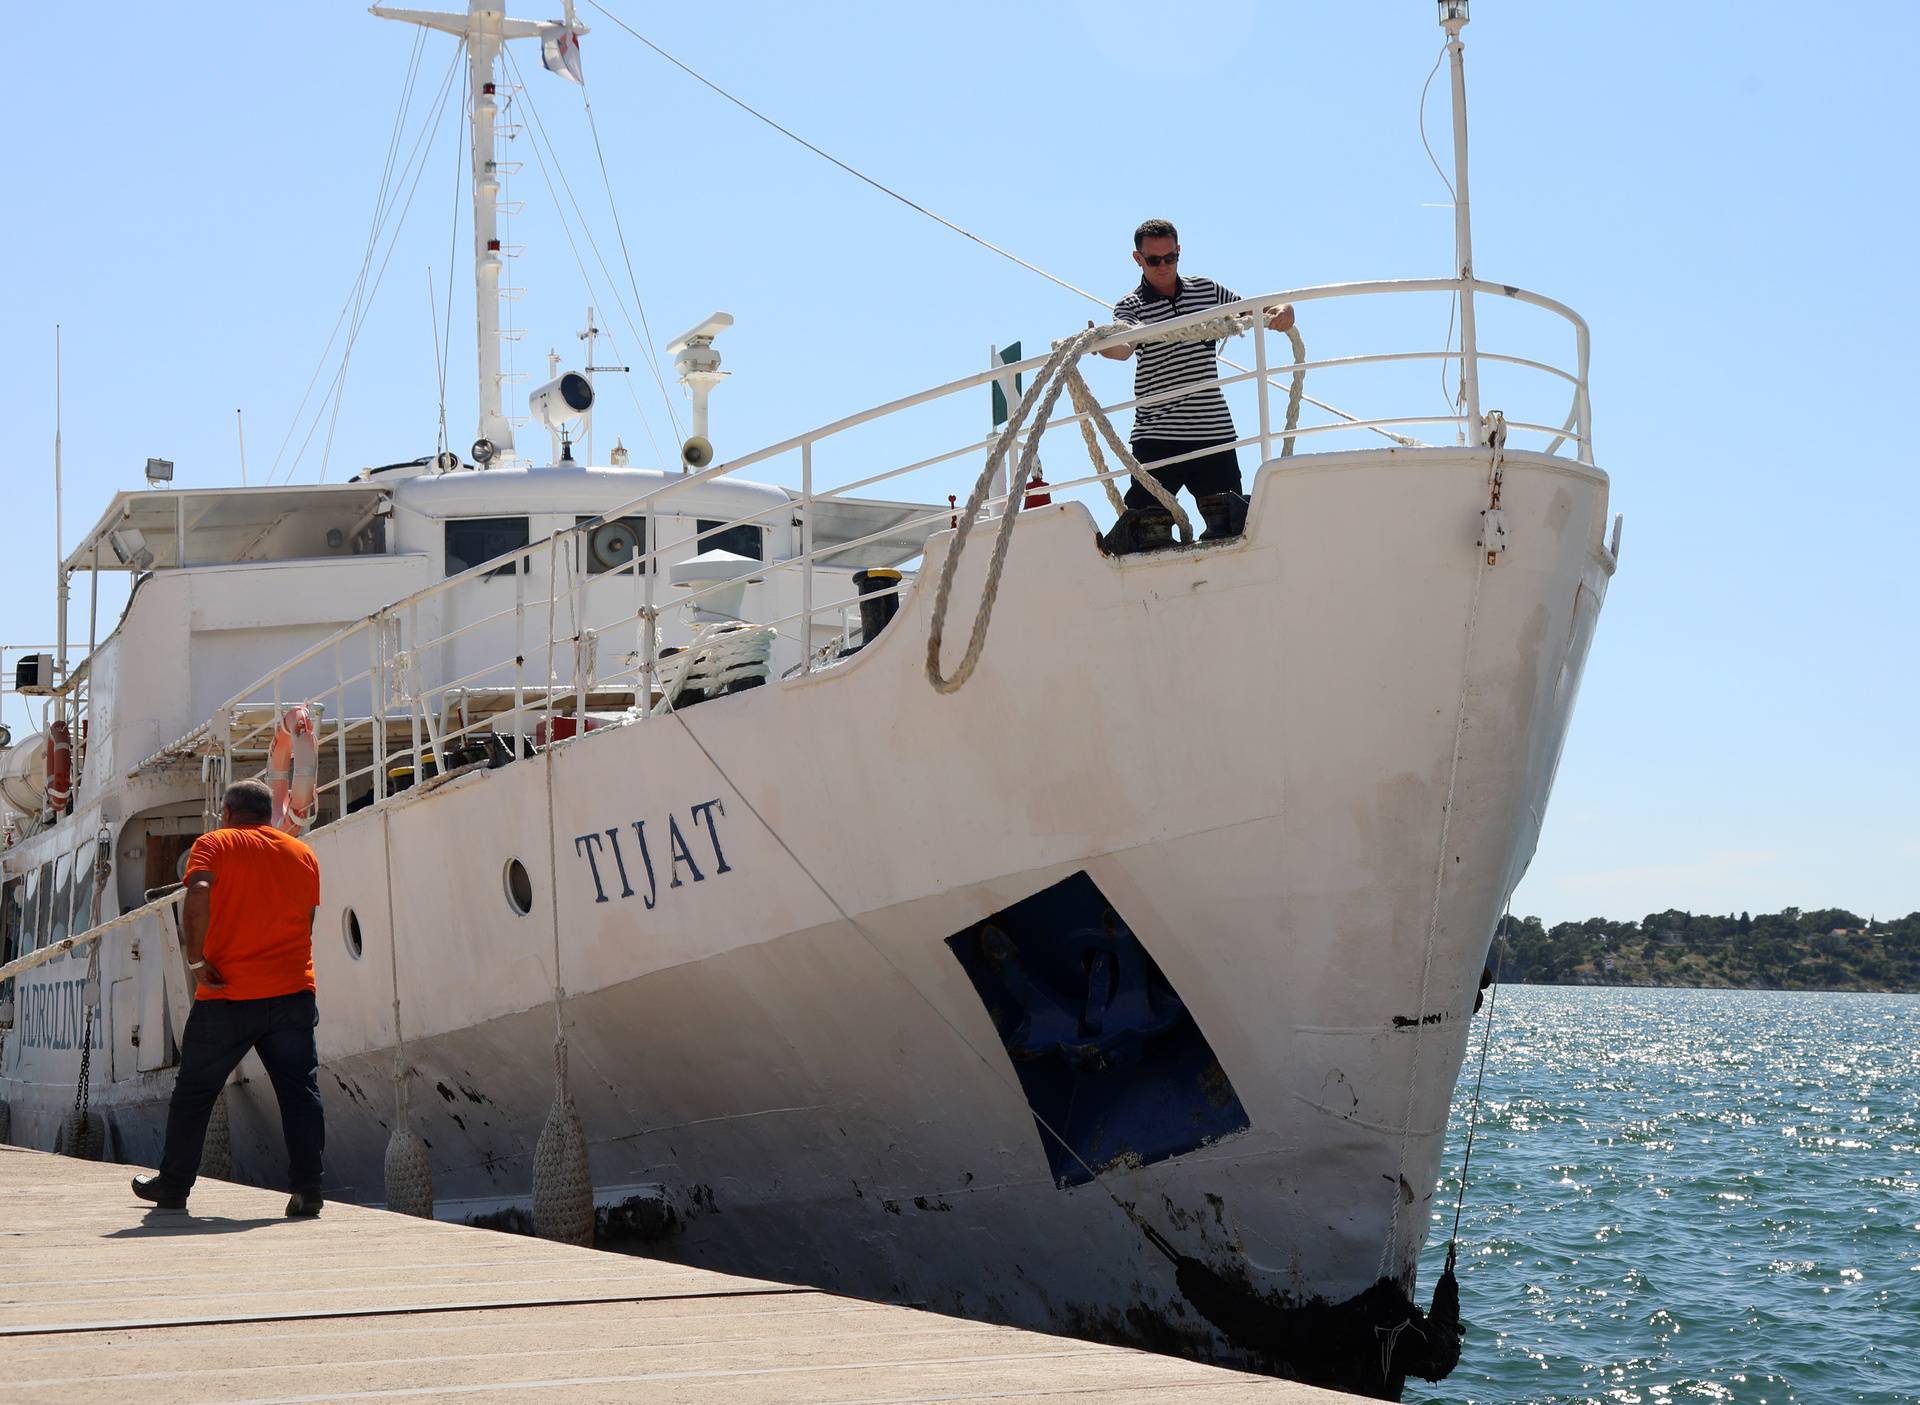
[268, 705, 319, 835]
[46, 721, 72, 813]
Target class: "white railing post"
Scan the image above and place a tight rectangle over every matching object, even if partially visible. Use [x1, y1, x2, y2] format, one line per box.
[332, 640, 347, 815]
[801, 441, 814, 675]
[1253, 318, 1273, 464]
[406, 601, 423, 780]
[512, 549, 527, 757]
[642, 521, 657, 715]
[370, 625, 387, 804]
[1575, 322, 1594, 465]
[567, 531, 587, 724]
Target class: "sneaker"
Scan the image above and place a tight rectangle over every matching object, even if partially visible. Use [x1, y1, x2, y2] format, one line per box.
[286, 1188, 324, 1218]
[131, 1173, 188, 1211]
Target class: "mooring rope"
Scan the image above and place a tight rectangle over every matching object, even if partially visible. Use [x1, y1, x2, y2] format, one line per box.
[926, 313, 1302, 696]
[380, 804, 434, 1216]
[531, 537, 595, 1244]
[1446, 900, 1508, 1262]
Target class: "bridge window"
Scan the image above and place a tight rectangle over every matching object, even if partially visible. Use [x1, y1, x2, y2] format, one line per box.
[69, 840, 98, 936]
[48, 851, 73, 949]
[2, 879, 21, 966]
[445, 517, 529, 578]
[695, 518, 764, 561]
[30, 862, 50, 950]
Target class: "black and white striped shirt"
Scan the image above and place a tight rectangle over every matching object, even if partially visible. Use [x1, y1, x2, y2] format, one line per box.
[1113, 275, 1240, 443]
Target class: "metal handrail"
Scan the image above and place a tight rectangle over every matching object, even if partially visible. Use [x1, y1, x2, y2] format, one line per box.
[0, 888, 185, 985]
[140, 277, 1591, 816]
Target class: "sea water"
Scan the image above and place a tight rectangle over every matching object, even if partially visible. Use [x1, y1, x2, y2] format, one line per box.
[1413, 986, 1919, 1404]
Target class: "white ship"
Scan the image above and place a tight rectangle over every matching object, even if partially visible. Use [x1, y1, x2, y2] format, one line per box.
[0, 3, 1616, 1396]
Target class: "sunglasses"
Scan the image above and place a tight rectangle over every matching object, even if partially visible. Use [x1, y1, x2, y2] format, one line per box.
[1141, 250, 1180, 267]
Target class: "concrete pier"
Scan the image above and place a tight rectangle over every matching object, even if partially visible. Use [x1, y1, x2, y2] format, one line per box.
[0, 1145, 1360, 1403]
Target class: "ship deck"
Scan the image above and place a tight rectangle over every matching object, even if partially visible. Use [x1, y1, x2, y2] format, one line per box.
[0, 1144, 1359, 1403]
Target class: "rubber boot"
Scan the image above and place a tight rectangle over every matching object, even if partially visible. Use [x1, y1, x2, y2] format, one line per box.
[1196, 492, 1248, 543]
[1099, 506, 1176, 557]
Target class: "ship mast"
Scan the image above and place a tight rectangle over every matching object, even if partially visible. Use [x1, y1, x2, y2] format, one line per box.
[370, 1, 584, 466]
[1438, 1, 1483, 446]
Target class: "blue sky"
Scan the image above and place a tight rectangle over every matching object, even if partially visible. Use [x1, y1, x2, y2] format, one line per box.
[3, 2, 1914, 924]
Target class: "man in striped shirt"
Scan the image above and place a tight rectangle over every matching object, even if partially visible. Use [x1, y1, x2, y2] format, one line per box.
[1099, 218, 1293, 544]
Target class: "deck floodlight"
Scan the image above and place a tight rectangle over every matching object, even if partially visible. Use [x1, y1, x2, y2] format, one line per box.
[530, 371, 595, 430]
[1438, 0, 1469, 28]
[144, 457, 174, 486]
[109, 526, 155, 572]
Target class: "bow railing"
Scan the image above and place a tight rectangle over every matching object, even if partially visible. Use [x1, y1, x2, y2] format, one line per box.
[149, 277, 1592, 824]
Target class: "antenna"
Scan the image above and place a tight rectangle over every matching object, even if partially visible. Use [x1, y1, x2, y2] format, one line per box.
[54, 325, 67, 696]
[579, 308, 597, 465]
[428, 264, 450, 460]
[236, 408, 249, 485]
[577, 305, 628, 466]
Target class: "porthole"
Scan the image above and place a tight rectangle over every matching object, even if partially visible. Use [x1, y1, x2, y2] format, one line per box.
[343, 907, 364, 960]
[504, 858, 534, 916]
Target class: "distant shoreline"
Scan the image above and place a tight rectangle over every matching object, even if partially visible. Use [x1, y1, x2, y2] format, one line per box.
[1506, 975, 1919, 994]
[1492, 905, 1919, 995]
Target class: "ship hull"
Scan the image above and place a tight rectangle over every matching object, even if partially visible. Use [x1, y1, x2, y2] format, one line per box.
[3, 446, 1612, 1397]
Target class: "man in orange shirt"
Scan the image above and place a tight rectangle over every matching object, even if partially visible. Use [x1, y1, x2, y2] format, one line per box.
[133, 779, 325, 1215]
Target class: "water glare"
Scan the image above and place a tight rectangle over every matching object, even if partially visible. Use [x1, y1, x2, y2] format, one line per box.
[1413, 987, 1919, 1404]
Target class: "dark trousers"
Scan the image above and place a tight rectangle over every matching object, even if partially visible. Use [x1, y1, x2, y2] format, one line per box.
[159, 989, 325, 1194]
[1124, 435, 1244, 509]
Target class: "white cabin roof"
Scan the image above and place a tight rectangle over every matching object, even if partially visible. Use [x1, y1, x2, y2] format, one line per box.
[65, 484, 387, 573]
[388, 464, 788, 520]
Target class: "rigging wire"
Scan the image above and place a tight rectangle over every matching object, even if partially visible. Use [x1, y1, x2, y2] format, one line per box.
[582, 0, 1413, 449]
[428, 266, 448, 457]
[502, 45, 681, 450]
[311, 43, 472, 483]
[279, 40, 466, 483]
[438, 83, 466, 459]
[264, 28, 428, 484]
[500, 47, 672, 466]
[321, 28, 436, 483]
[581, 0, 1107, 307]
[1447, 911, 1506, 1261]
[577, 74, 682, 442]
[1419, 41, 1466, 428]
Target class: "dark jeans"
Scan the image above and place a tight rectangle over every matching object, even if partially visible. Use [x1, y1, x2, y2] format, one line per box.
[159, 989, 325, 1195]
[1124, 435, 1243, 509]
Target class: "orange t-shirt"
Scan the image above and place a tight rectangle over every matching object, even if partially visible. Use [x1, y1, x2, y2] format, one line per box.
[185, 825, 321, 1002]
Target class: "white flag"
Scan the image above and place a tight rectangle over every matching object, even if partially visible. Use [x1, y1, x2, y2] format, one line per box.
[540, 25, 584, 83]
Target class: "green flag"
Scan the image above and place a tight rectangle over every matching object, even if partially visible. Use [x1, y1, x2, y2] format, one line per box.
[991, 342, 1022, 427]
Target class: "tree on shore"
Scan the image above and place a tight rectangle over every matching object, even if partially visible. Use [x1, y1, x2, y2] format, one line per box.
[1491, 907, 1918, 991]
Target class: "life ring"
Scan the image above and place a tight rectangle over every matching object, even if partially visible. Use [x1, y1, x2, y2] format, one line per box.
[268, 705, 320, 835]
[46, 720, 72, 813]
